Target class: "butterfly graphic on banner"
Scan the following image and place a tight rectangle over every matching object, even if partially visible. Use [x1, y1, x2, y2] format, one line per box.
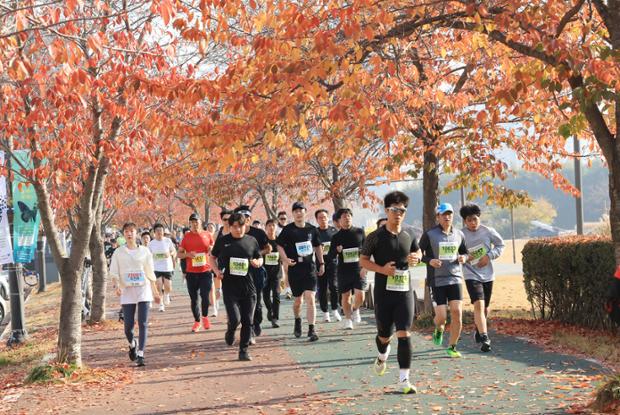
[17, 201, 38, 223]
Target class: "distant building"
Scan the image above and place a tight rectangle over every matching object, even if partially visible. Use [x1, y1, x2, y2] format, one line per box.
[529, 221, 573, 238]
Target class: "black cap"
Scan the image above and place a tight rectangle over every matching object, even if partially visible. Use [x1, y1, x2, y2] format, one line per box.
[292, 201, 306, 211]
[189, 213, 200, 221]
[234, 205, 252, 216]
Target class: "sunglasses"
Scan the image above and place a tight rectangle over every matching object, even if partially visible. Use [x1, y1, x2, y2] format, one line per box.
[387, 207, 407, 214]
[278, 217, 287, 221]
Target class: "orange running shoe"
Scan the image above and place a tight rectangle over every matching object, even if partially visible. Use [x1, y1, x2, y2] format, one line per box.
[202, 316, 211, 330]
[191, 321, 201, 333]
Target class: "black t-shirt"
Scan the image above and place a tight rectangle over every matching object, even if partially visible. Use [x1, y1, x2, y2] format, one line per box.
[361, 226, 419, 295]
[328, 227, 366, 277]
[211, 234, 261, 297]
[276, 222, 322, 269]
[246, 226, 269, 250]
[317, 226, 338, 266]
[264, 238, 281, 277]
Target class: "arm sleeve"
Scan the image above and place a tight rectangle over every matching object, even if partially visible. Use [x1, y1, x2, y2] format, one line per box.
[312, 228, 322, 247]
[487, 228, 505, 260]
[211, 237, 222, 258]
[253, 241, 261, 259]
[410, 236, 420, 252]
[276, 228, 287, 248]
[458, 232, 468, 255]
[418, 233, 433, 264]
[361, 231, 378, 257]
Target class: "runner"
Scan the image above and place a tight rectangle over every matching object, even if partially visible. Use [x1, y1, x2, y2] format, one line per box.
[206, 222, 217, 238]
[277, 201, 324, 342]
[276, 211, 293, 300]
[110, 222, 160, 367]
[360, 191, 421, 394]
[263, 219, 283, 328]
[276, 211, 287, 235]
[178, 213, 215, 332]
[328, 208, 365, 329]
[140, 231, 151, 247]
[419, 203, 468, 358]
[212, 208, 233, 317]
[315, 209, 340, 323]
[460, 203, 504, 352]
[148, 223, 177, 312]
[210, 213, 263, 361]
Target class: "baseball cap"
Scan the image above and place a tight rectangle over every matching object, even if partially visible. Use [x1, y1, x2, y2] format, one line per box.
[436, 203, 454, 215]
[292, 201, 306, 211]
[189, 213, 200, 221]
[234, 205, 252, 216]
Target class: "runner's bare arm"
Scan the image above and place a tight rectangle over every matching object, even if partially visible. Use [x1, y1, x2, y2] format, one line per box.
[360, 255, 395, 275]
[277, 245, 295, 266]
[209, 255, 223, 278]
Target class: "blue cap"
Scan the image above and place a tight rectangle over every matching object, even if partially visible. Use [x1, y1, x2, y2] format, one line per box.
[436, 203, 454, 214]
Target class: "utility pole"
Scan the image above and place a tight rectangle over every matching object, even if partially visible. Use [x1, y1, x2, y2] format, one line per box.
[510, 206, 516, 264]
[574, 137, 584, 235]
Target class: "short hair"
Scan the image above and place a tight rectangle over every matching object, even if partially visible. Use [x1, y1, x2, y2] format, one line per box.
[376, 218, 387, 228]
[314, 209, 329, 219]
[252, 220, 261, 226]
[141, 231, 151, 238]
[277, 211, 287, 217]
[122, 222, 137, 231]
[228, 213, 247, 226]
[384, 191, 409, 208]
[153, 223, 164, 231]
[220, 209, 233, 219]
[460, 203, 481, 220]
[110, 238, 117, 244]
[335, 208, 353, 220]
[266, 219, 276, 226]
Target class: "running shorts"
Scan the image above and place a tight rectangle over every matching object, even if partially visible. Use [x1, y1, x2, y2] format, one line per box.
[431, 283, 462, 306]
[374, 293, 414, 338]
[338, 273, 366, 294]
[465, 280, 493, 309]
[155, 271, 173, 280]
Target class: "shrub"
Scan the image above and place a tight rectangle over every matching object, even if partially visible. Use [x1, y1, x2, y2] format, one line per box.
[589, 374, 620, 413]
[522, 236, 616, 329]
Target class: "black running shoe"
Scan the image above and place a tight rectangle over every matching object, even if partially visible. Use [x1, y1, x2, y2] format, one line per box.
[294, 318, 302, 338]
[474, 329, 482, 344]
[271, 319, 280, 328]
[136, 356, 145, 367]
[254, 322, 262, 337]
[128, 340, 137, 362]
[118, 309, 124, 322]
[225, 329, 235, 346]
[239, 351, 252, 361]
[308, 329, 319, 342]
[480, 335, 491, 352]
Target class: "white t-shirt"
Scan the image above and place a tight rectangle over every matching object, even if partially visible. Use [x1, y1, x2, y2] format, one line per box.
[110, 245, 155, 305]
[148, 237, 176, 272]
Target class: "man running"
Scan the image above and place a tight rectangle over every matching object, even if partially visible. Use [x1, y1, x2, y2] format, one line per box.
[211, 209, 233, 317]
[277, 201, 324, 341]
[178, 213, 214, 332]
[315, 209, 340, 323]
[360, 191, 421, 394]
[419, 203, 468, 358]
[148, 223, 177, 312]
[263, 219, 283, 328]
[328, 208, 365, 329]
[460, 204, 504, 352]
[210, 213, 263, 361]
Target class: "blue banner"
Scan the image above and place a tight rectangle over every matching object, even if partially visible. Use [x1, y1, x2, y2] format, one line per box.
[12, 150, 40, 263]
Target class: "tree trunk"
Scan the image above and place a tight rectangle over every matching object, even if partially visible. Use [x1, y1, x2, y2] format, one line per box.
[89, 199, 107, 323]
[204, 198, 210, 223]
[422, 149, 440, 313]
[56, 267, 83, 366]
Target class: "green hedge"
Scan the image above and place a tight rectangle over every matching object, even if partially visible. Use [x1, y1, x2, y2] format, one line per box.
[522, 236, 616, 329]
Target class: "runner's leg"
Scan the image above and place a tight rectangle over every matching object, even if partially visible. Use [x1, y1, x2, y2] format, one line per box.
[186, 274, 200, 322]
[137, 301, 150, 355]
[448, 299, 463, 347]
[223, 294, 241, 346]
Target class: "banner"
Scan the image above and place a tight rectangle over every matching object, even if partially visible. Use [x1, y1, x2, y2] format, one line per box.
[12, 150, 40, 263]
[0, 151, 13, 265]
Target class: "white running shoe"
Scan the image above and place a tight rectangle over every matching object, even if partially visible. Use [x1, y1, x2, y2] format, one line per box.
[159, 303, 165, 312]
[397, 378, 417, 394]
[323, 312, 331, 322]
[211, 306, 218, 318]
[333, 310, 342, 321]
[164, 294, 171, 306]
[353, 309, 362, 323]
[343, 318, 354, 330]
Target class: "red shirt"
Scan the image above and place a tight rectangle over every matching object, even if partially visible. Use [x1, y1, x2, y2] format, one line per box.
[180, 231, 214, 273]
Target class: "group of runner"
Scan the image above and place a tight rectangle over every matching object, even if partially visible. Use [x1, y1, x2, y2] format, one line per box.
[108, 190, 504, 393]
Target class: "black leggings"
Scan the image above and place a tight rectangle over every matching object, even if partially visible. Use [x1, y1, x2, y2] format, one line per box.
[318, 265, 339, 312]
[263, 273, 281, 320]
[224, 293, 256, 352]
[186, 272, 213, 322]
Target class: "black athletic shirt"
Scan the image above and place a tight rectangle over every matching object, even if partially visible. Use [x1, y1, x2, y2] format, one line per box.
[317, 226, 338, 266]
[246, 226, 269, 250]
[276, 222, 322, 269]
[264, 238, 281, 277]
[328, 227, 366, 277]
[361, 226, 419, 295]
[211, 234, 261, 297]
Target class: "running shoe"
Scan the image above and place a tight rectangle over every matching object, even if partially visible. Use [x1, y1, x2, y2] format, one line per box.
[159, 303, 165, 312]
[128, 339, 137, 362]
[446, 345, 462, 358]
[249, 335, 257, 345]
[239, 351, 252, 361]
[333, 310, 342, 321]
[373, 356, 387, 376]
[254, 322, 262, 337]
[210, 306, 218, 318]
[432, 328, 444, 346]
[308, 329, 319, 342]
[285, 288, 293, 300]
[225, 329, 235, 346]
[136, 356, 145, 367]
[343, 318, 354, 330]
[353, 309, 362, 324]
[323, 312, 331, 322]
[480, 335, 491, 353]
[271, 319, 280, 328]
[191, 321, 201, 333]
[474, 329, 482, 344]
[397, 379, 417, 394]
[202, 316, 211, 330]
[294, 318, 302, 338]
[118, 309, 124, 322]
[164, 294, 171, 306]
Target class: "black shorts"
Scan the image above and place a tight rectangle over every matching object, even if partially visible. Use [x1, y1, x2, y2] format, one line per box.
[374, 293, 414, 338]
[155, 271, 173, 280]
[465, 280, 493, 308]
[338, 273, 366, 294]
[431, 284, 462, 306]
[288, 268, 317, 297]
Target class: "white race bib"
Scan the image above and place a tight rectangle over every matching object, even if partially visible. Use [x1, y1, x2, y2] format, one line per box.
[229, 257, 249, 276]
[295, 241, 313, 257]
[123, 270, 146, 287]
[468, 244, 488, 266]
[386, 269, 409, 292]
[192, 253, 207, 267]
[438, 242, 458, 261]
[342, 247, 360, 263]
[265, 252, 279, 266]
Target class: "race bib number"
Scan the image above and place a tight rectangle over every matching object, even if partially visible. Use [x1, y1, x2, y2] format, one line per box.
[123, 270, 146, 287]
[265, 252, 279, 266]
[386, 269, 409, 292]
[342, 247, 360, 263]
[438, 242, 458, 261]
[229, 257, 249, 276]
[295, 241, 313, 256]
[192, 253, 207, 267]
[468, 244, 488, 266]
[153, 252, 169, 261]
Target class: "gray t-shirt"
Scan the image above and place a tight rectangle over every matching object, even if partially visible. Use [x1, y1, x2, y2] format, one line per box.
[419, 225, 467, 287]
[461, 225, 505, 282]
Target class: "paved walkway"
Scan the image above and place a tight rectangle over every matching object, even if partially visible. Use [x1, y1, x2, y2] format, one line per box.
[7, 273, 608, 415]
